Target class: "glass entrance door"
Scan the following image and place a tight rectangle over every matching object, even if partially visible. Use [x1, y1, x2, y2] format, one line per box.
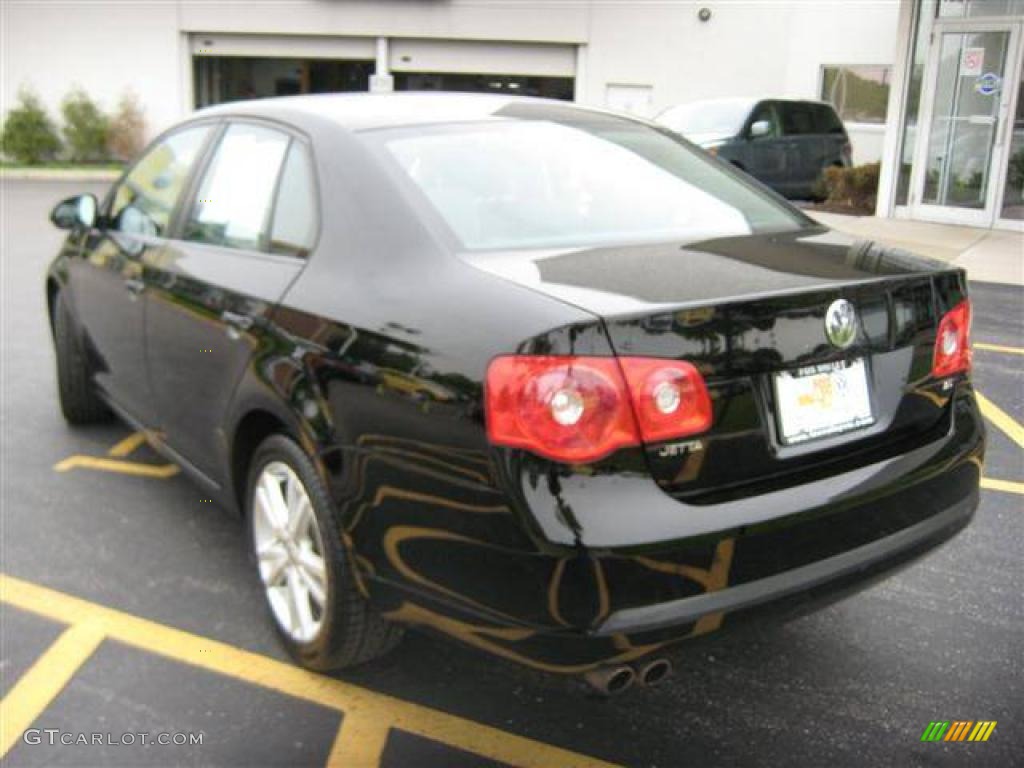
[912, 22, 1022, 226]
[996, 54, 1024, 224]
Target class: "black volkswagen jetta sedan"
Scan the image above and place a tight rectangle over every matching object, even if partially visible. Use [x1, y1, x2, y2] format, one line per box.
[46, 93, 983, 693]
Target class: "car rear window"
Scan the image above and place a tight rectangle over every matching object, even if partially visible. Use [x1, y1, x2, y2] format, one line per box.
[369, 116, 809, 251]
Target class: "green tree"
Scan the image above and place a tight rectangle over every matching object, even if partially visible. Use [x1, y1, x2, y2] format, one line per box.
[0, 87, 61, 164]
[61, 86, 109, 163]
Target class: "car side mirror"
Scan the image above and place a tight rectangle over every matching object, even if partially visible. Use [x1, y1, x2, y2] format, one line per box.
[749, 120, 772, 139]
[50, 194, 98, 231]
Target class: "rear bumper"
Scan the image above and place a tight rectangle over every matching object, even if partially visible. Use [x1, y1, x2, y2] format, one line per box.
[596, 488, 977, 636]
[364, 388, 982, 672]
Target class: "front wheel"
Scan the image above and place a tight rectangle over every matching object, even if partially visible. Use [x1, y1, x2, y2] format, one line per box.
[52, 290, 111, 425]
[247, 434, 402, 670]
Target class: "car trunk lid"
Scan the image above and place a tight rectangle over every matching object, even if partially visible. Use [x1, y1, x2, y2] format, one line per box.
[464, 227, 968, 501]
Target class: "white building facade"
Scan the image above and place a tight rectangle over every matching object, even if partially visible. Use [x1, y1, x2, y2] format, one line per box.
[2, 0, 899, 168]
[15, 1, 1021, 230]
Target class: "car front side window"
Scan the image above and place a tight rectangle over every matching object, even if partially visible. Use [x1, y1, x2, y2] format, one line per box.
[781, 103, 815, 136]
[109, 125, 211, 238]
[183, 123, 290, 252]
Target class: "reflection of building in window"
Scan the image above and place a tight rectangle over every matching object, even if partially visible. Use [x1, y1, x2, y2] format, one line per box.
[821, 65, 892, 124]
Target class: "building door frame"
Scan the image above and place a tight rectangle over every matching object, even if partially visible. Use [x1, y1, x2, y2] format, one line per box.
[909, 18, 1023, 229]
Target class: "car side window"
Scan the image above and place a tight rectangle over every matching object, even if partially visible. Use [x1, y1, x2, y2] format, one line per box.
[748, 102, 780, 139]
[269, 142, 317, 258]
[813, 105, 846, 135]
[183, 123, 290, 251]
[109, 126, 211, 237]
[780, 103, 816, 136]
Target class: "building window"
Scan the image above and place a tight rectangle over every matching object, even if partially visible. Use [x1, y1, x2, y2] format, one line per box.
[820, 65, 892, 125]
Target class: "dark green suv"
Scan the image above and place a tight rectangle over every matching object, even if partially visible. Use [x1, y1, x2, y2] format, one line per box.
[657, 98, 852, 200]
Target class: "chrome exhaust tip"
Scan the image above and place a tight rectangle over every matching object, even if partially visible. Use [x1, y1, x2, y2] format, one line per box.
[582, 664, 636, 696]
[638, 658, 673, 687]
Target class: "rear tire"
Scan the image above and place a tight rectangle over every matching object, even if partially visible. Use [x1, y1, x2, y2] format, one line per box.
[246, 434, 403, 670]
[52, 291, 111, 425]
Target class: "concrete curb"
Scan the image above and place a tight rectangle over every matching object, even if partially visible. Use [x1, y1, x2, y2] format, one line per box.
[1, 168, 122, 182]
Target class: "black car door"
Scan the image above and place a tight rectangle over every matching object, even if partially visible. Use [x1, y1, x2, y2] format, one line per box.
[743, 101, 788, 191]
[779, 102, 827, 194]
[144, 120, 317, 479]
[69, 124, 213, 425]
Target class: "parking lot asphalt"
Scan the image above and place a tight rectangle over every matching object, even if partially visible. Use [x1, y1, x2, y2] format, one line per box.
[1, 178, 1022, 768]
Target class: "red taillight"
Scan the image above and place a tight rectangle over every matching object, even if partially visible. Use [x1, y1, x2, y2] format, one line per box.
[484, 355, 712, 463]
[618, 357, 713, 443]
[932, 299, 972, 378]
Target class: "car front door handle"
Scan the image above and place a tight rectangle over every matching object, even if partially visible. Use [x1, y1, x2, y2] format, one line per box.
[221, 310, 254, 335]
[124, 278, 145, 296]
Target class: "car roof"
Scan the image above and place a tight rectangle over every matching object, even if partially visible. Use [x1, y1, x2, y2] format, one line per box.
[194, 91, 625, 133]
[661, 97, 837, 113]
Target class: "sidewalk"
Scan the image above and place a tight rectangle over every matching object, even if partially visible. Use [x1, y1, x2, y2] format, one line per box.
[0, 168, 121, 182]
[808, 211, 1023, 287]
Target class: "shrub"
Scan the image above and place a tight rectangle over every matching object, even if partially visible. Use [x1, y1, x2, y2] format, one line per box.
[107, 90, 146, 163]
[61, 87, 109, 163]
[0, 87, 61, 165]
[819, 162, 880, 213]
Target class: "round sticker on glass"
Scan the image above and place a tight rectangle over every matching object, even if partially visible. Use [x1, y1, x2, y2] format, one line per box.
[975, 72, 1001, 96]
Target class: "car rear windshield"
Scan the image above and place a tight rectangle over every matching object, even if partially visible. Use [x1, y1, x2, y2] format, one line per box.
[370, 114, 810, 251]
[657, 100, 752, 137]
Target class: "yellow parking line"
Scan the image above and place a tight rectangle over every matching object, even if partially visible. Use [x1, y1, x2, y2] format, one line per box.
[52, 456, 180, 479]
[327, 711, 390, 767]
[980, 477, 1024, 495]
[0, 619, 106, 758]
[976, 392, 1024, 450]
[107, 431, 147, 458]
[0, 574, 619, 768]
[975, 342, 1024, 356]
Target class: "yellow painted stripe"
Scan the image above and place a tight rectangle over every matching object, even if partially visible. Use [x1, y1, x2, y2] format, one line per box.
[980, 721, 997, 742]
[53, 455, 180, 479]
[976, 392, 1024, 450]
[0, 620, 106, 758]
[975, 342, 1024, 356]
[981, 477, 1024, 495]
[107, 432, 147, 458]
[326, 711, 390, 768]
[0, 574, 619, 768]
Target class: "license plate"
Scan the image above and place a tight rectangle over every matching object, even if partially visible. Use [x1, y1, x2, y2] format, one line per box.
[773, 359, 874, 445]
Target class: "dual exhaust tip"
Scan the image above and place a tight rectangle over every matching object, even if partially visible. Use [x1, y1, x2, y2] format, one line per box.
[583, 658, 673, 696]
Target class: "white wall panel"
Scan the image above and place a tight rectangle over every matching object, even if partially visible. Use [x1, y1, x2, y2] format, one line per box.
[389, 39, 575, 77]
[189, 33, 375, 61]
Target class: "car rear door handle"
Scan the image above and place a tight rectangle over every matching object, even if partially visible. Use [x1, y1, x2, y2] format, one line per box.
[124, 278, 145, 296]
[221, 310, 254, 334]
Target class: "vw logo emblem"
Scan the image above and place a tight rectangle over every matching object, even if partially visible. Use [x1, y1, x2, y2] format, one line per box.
[825, 299, 857, 349]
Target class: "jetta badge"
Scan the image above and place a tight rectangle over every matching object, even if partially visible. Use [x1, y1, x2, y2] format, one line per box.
[825, 299, 857, 348]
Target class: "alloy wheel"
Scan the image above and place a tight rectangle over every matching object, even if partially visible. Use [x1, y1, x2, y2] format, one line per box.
[252, 461, 327, 644]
